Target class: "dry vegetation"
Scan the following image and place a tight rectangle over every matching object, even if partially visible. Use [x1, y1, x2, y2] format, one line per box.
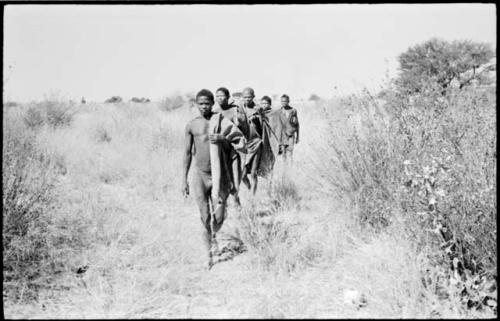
[2, 81, 496, 318]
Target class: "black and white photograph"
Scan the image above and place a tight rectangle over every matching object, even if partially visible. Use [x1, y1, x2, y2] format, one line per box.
[2, 2, 497, 318]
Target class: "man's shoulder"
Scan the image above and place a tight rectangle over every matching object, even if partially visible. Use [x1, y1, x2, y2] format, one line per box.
[187, 115, 206, 126]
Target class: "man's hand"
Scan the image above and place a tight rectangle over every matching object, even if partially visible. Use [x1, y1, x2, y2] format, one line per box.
[182, 182, 189, 198]
[208, 134, 227, 145]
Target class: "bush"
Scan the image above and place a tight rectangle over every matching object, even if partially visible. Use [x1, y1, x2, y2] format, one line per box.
[308, 93, 321, 102]
[159, 94, 185, 112]
[2, 117, 88, 301]
[4, 101, 18, 108]
[130, 97, 151, 103]
[236, 207, 296, 271]
[3, 120, 58, 299]
[23, 100, 75, 130]
[24, 106, 45, 129]
[45, 101, 74, 128]
[271, 173, 301, 212]
[313, 85, 496, 312]
[105, 96, 123, 103]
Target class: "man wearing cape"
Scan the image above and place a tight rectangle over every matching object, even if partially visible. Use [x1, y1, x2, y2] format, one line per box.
[240, 88, 281, 195]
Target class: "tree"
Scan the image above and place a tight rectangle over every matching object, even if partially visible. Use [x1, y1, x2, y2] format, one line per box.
[396, 38, 495, 94]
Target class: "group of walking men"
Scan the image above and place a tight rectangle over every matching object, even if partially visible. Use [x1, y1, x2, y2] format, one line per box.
[181, 87, 300, 268]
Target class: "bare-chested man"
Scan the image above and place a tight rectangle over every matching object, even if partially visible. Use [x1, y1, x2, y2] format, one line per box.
[278, 94, 299, 164]
[213, 87, 249, 207]
[182, 89, 246, 269]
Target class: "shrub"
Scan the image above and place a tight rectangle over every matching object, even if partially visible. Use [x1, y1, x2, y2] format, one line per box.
[4, 101, 18, 108]
[2, 116, 89, 301]
[44, 100, 74, 128]
[159, 94, 185, 112]
[236, 206, 296, 271]
[3, 120, 58, 300]
[308, 93, 321, 102]
[23, 100, 75, 130]
[130, 97, 151, 103]
[24, 106, 45, 129]
[313, 85, 496, 312]
[271, 173, 301, 212]
[105, 96, 123, 103]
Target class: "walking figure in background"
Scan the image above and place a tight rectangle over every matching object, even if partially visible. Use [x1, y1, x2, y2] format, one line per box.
[182, 89, 246, 269]
[213, 87, 249, 207]
[240, 88, 276, 196]
[278, 94, 299, 165]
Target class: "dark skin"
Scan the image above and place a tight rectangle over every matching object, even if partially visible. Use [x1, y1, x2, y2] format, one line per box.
[280, 97, 299, 144]
[182, 96, 228, 197]
[279, 97, 300, 165]
[182, 95, 230, 268]
[241, 89, 262, 195]
[216, 90, 230, 110]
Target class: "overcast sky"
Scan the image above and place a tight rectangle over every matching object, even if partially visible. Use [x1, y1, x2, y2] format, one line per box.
[3, 4, 496, 102]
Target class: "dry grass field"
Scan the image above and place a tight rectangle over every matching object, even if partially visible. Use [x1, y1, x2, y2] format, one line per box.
[3, 88, 496, 318]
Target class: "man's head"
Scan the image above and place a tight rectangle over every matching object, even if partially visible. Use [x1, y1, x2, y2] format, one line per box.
[196, 89, 214, 117]
[216, 87, 230, 107]
[280, 94, 290, 108]
[242, 87, 255, 107]
[261, 96, 272, 110]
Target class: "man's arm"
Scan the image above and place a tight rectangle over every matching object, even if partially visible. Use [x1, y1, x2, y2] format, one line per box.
[182, 122, 193, 197]
[294, 110, 300, 144]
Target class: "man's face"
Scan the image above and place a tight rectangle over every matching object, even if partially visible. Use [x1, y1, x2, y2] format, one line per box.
[196, 96, 214, 116]
[281, 97, 289, 107]
[242, 92, 254, 106]
[261, 99, 271, 110]
[216, 91, 229, 106]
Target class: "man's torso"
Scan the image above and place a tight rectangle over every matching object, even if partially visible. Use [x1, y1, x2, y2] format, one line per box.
[188, 116, 212, 173]
[280, 106, 298, 137]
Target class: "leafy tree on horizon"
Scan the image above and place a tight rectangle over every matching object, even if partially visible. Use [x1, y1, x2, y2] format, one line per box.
[396, 38, 495, 94]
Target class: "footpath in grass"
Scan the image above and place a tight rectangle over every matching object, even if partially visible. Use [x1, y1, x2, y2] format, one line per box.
[5, 161, 492, 318]
[4, 165, 366, 318]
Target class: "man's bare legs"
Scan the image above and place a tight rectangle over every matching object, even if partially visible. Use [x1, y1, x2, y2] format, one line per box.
[231, 156, 242, 207]
[193, 170, 226, 269]
[249, 148, 262, 196]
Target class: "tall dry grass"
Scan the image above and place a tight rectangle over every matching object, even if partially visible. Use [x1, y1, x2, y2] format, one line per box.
[3, 103, 91, 301]
[2, 87, 495, 318]
[307, 84, 497, 315]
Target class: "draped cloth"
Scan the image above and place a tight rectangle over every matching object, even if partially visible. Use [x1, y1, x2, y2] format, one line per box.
[208, 112, 247, 210]
[212, 103, 249, 194]
[243, 106, 281, 178]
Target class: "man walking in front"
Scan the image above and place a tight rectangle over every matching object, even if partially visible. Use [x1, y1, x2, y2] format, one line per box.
[182, 89, 246, 269]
